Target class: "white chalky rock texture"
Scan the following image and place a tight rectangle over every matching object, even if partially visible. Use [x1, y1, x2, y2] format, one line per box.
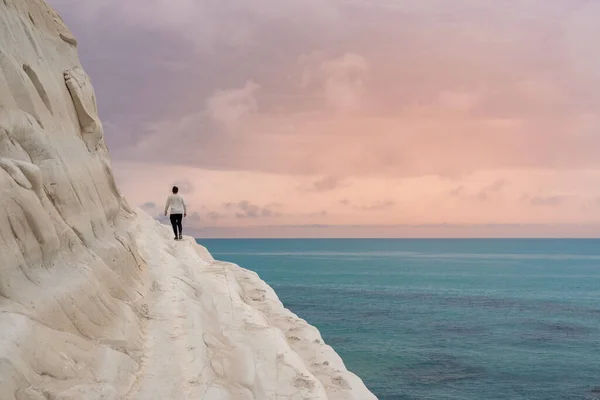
[0, 1, 378, 399]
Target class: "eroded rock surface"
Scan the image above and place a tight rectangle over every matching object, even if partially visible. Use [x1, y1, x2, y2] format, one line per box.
[1, 1, 148, 398]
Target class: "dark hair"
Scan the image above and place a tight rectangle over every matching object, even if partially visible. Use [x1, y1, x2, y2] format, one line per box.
[172, 186, 179, 194]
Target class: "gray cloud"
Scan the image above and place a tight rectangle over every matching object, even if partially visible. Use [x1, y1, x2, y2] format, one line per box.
[476, 180, 506, 202]
[359, 201, 396, 211]
[206, 211, 225, 221]
[141, 201, 156, 210]
[188, 212, 202, 222]
[339, 199, 395, 211]
[306, 210, 329, 218]
[524, 195, 567, 207]
[450, 180, 506, 202]
[151, 206, 330, 230]
[224, 201, 282, 219]
[304, 176, 348, 192]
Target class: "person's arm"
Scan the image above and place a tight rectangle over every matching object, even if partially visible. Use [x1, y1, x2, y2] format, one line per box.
[164, 196, 171, 216]
[183, 197, 187, 217]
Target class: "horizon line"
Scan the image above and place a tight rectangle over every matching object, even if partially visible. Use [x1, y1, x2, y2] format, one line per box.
[193, 236, 600, 240]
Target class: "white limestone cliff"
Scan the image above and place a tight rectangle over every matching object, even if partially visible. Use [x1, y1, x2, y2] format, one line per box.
[0, 1, 377, 399]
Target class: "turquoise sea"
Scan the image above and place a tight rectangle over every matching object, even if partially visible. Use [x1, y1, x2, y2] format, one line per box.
[198, 239, 600, 400]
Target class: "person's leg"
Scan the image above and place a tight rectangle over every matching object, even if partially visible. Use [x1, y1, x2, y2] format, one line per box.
[177, 214, 183, 239]
[169, 214, 178, 239]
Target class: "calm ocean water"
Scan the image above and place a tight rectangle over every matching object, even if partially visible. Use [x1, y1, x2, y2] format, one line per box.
[198, 239, 600, 400]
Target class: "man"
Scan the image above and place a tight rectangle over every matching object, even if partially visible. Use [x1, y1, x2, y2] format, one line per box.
[164, 186, 187, 240]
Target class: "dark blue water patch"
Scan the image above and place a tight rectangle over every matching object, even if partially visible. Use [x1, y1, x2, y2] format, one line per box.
[530, 320, 595, 336]
[403, 354, 486, 385]
[360, 309, 393, 319]
[508, 318, 596, 347]
[432, 322, 488, 336]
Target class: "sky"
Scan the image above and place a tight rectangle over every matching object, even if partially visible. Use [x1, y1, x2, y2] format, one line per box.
[47, 0, 600, 238]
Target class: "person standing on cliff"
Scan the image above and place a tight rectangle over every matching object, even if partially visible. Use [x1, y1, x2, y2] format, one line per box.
[164, 186, 187, 240]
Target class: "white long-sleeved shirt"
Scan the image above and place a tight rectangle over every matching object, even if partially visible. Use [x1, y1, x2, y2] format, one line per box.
[164, 194, 187, 215]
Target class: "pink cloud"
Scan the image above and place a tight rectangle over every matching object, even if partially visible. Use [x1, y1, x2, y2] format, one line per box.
[46, 0, 600, 235]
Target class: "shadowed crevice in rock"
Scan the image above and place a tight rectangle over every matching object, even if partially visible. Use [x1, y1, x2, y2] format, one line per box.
[59, 33, 77, 47]
[0, 50, 44, 129]
[22, 64, 52, 114]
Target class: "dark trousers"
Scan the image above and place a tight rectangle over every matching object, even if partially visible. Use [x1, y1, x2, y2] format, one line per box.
[170, 214, 183, 237]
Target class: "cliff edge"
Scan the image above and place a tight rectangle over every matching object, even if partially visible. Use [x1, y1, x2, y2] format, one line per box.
[0, 0, 377, 399]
